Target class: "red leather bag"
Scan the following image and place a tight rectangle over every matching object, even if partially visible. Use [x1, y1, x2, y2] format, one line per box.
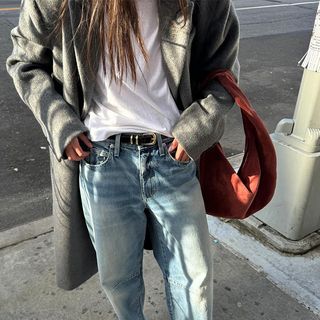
[198, 69, 277, 219]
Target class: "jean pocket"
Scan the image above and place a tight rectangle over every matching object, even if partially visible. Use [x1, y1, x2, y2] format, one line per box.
[164, 140, 193, 167]
[81, 144, 113, 170]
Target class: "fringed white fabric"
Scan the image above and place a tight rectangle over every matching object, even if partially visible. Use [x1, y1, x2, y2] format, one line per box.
[298, 2, 320, 72]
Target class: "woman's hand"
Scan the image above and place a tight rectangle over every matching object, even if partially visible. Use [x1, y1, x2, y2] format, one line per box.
[168, 138, 191, 162]
[65, 133, 93, 161]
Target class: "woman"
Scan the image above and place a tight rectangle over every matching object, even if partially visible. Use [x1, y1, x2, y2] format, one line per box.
[7, 0, 240, 318]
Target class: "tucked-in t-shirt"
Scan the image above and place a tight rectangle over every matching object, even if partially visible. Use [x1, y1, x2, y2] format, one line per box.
[84, 0, 181, 141]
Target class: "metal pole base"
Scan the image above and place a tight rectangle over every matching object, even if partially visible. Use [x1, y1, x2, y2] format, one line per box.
[254, 133, 320, 240]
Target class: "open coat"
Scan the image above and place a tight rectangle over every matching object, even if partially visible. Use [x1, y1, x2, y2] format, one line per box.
[7, 0, 240, 290]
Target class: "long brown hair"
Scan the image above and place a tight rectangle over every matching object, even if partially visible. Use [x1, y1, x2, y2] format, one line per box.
[55, 0, 188, 85]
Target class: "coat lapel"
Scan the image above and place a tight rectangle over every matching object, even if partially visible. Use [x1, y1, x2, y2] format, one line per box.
[69, 0, 194, 119]
[158, 0, 194, 100]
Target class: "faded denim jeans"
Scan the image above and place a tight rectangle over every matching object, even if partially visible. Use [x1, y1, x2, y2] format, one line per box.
[79, 133, 213, 320]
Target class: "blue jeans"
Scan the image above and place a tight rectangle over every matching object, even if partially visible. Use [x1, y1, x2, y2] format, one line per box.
[79, 133, 213, 320]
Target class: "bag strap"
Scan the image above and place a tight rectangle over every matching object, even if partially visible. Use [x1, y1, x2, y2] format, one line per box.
[200, 69, 257, 118]
[199, 69, 274, 145]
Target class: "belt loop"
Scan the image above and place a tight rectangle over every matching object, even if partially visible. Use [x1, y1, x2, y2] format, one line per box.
[114, 133, 121, 157]
[156, 133, 165, 156]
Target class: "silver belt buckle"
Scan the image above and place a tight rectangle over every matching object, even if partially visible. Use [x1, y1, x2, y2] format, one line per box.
[141, 133, 157, 146]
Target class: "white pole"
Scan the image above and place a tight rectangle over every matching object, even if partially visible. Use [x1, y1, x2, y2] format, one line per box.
[254, 4, 320, 243]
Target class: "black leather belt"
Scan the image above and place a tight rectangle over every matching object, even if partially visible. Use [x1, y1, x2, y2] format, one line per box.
[108, 133, 171, 146]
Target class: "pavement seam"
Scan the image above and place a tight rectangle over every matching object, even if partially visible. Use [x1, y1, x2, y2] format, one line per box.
[0, 216, 53, 250]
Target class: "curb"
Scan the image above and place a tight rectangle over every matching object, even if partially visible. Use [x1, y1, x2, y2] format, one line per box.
[0, 216, 53, 250]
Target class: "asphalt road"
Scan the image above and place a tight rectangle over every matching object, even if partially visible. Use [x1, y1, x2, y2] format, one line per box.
[0, 0, 317, 230]
[0, 0, 19, 8]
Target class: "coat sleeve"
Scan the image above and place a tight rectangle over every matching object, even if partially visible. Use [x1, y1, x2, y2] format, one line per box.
[171, 0, 240, 161]
[6, 0, 88, 162]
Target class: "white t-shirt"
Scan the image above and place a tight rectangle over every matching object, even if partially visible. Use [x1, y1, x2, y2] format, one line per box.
[84, 0, 181, 141]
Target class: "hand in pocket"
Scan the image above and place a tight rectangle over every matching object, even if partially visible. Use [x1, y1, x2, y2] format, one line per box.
[65, 133, 93, 161]
[168, 138, 191, 162]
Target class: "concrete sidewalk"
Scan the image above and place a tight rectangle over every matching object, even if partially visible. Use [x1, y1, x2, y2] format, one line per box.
[0, 219, 319, 320]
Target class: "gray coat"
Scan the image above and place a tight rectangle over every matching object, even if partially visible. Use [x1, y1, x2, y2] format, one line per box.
[6, 0, 240, 290]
